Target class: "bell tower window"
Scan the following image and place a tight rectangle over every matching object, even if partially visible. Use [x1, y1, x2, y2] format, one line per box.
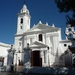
[38, 34, 43, 41]
[20, 26, 22, 29]
[68, 28, 71, 32]
[20, 18, 23, 24]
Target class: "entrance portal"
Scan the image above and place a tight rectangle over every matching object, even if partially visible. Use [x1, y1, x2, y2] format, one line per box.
[31, 51, 42, 67]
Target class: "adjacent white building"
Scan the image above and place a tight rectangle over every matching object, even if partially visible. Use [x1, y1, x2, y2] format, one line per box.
[0, 42, 11, 66]
[0, 4, 74, 68]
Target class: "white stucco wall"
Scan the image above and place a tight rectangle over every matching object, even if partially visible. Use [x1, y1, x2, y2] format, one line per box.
[0, 43, 10, 66]
[58, 40, 72, 66]
[59, 40, 72, 52]
[14, 35, 23, 65]
[14, 35, 23, 51]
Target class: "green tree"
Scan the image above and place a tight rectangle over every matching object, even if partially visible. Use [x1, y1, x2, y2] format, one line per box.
[55, 0, 75, 26]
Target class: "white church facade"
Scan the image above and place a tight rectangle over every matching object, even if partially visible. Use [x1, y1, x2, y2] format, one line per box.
[0, 4, 74, 68]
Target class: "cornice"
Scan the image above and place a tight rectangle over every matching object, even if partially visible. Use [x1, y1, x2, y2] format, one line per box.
[0, 42, 11, 48]
[59, 40, 71, 43]
[15, 33, 23, 36]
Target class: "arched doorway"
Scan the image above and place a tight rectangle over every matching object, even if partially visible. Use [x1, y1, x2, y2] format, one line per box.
[31, 51, 42, 67]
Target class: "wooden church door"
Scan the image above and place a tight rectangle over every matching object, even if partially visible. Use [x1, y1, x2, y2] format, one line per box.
[31, 51, 42, 67]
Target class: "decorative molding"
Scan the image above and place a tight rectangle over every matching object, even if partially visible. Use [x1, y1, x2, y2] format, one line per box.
[24, 35, 35, 39]
[15, 34, 23, 36]
[59, 40, 71, 43]
[46, 33, 58, 37]
[0, 43, 11, 48]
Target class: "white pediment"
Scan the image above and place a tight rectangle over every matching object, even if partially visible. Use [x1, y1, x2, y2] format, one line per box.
[33, 28, 42, 31]
[24, 24, 60, 34]
[29, 41, 48, 48]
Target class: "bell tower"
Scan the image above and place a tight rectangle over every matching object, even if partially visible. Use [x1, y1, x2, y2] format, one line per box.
[65, 24, 75, 40]
[14, 4, 31, 65]
[16, 4, 31, 34]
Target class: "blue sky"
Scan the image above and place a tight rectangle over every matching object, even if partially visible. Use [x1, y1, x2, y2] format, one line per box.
[0, 0, 71, 44]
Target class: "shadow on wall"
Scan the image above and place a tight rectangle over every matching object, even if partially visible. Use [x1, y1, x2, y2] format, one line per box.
[52, 45, 75, 68]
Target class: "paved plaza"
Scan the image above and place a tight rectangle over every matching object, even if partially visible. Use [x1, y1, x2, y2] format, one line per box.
[0, 72, 50, 75]
[0, 72, 32, 75]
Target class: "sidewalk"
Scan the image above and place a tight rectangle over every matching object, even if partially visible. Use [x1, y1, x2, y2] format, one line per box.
[0, 72, 50, 75]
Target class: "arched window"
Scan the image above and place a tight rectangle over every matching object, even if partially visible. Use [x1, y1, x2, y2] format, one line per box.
[68, 28, 71, 32]
[20, 18, 23, 24]
[38, 34, 43, 41]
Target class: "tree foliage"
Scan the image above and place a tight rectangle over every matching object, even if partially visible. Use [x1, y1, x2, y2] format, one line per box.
[55, 0, 75, 26]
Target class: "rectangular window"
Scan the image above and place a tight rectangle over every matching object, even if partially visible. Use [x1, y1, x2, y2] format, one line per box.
[20, 26, 22, 29]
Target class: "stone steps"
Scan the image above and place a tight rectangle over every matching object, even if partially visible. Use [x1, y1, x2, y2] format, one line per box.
[15, 66, 23, 72]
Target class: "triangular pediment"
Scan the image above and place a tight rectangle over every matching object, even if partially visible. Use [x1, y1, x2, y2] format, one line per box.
[24, 24, 60, 34]
[29, 41, 48, 48]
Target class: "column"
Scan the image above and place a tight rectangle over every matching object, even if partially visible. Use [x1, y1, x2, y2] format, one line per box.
[45, 33, 47, 44]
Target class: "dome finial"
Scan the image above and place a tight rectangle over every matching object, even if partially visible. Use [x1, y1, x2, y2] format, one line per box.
[39, 20, 42, 24]
[33, 24, 35, 26]
[38, 19, 42, 24]
[46, 22, 48, 26]
[52, 23, 55, 27]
